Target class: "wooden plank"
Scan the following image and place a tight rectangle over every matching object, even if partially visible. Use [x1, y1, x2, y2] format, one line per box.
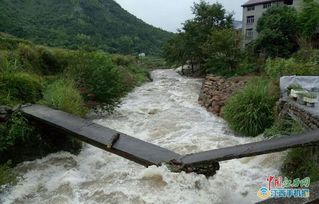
[179, 130, 319, 166]
[21, 105, 180, 167]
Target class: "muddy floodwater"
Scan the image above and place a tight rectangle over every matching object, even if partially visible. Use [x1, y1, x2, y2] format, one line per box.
[1, 69, 285, 204]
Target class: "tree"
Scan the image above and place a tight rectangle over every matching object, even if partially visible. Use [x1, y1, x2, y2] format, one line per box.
[163, 1, 234, 73]
[298, 0, 319, 39]
[254, 5, 301, 58]
[202, 29, 242, 75]
[192, 1, 233, 31]
[163, 33, 187, 66]
[189, 1, 233, 65]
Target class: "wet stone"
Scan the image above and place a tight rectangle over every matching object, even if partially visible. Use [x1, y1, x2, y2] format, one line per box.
[0, 105, 13, 122]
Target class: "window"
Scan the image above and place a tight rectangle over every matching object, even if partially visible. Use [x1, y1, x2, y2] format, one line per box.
[246, 16, 255, 24]
[284, 0, 293, 5]
[246, 29, 254, 39]
[263, 3, 272, 8]
[247, 6, 255, 11]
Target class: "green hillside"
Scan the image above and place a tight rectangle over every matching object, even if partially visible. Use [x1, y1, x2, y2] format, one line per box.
[0, 0, 173, 55]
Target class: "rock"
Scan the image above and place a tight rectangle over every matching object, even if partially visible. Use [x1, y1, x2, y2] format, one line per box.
[0, 105, 13, 122]
[198, 75, 251, 116]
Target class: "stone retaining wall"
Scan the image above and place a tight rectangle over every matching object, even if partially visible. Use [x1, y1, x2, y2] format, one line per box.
[198, 75, 250, 116]
[279, 99, 319, 130]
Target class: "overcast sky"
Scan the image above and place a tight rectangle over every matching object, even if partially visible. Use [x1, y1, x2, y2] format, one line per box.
[114, 0, 247, 32]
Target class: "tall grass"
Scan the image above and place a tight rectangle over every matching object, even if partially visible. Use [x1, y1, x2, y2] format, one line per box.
[222, 78, 279, 137]
[0, 72, 43, 105]
[0, 162, 16, 186]
[265, 57, 319, 79]
[283, 148, 319, 182]
[41, 79, 87, 117]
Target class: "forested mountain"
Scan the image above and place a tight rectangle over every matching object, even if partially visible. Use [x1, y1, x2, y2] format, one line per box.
[0, 0, 173, 55]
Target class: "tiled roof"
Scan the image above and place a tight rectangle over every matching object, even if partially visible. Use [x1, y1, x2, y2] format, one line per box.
[242, 0, 274, 6]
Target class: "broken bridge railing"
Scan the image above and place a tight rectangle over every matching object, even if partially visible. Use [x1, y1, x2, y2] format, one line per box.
[14, 104, 319, 177]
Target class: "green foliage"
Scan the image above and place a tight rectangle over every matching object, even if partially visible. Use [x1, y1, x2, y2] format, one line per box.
[293, 49, 319, 64]
[163, 1, 234, 73]
[65, 51, 125, 106]
[0, 33, 32, 50]
[222, 79, 279, 137]
[17, 43, 41, 73]
[282, 148, 319, 182]
[112, 54, 136, 67]
[235, 61, 259, 76]
[298, 0, 319, 38]
[0, 112, 83, 167]
[202, 29, 242, 75]
[264, 117, 304, 138]
[254, 5, 300, 58]
[265, 58, 296, 79]
[0, 0, 172, 55]
[0, 112, 34, 152]
[0, 35, 66, 75]
[163, 33, 188, 66]
[0, 161, 16, 186]
[0, 72, 43, 105]
[265, 58, 319, 79]
[41, 80, 87, 117]
[0, 33, 150, 110]
[37, 47, 64, 74]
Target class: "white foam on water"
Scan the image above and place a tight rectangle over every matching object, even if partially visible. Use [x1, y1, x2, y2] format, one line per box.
[1, 69, 286, 204]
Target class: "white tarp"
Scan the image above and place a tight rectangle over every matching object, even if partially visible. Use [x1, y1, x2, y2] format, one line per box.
[280, 76, 319, 94]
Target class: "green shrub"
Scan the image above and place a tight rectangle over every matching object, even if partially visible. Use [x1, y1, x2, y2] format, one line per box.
[111, 54, 136, 67]
[37, 47, 63, 74]
[233, 62, 258, 76]
[17, 43, 41, 73]
[0, 72, 43, 104]
[265, 58, 319, 79]
[0, 112, 34, 152]
[41, 79, 87, 117]
[282, 148, 319, 182]
[0, 162, 16, 186]
[0, 111, 83, 167]
[293, 49, 319, 64]
[265, 58, 296, 79]
[222, 78, 278, 137]
[65, 51, 125, 106]
[0, 51, 10, 72]
[264, 117, 304, 138]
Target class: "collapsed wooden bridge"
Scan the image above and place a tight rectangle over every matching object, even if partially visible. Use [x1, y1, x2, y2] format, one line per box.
[20, 104, 319, 177]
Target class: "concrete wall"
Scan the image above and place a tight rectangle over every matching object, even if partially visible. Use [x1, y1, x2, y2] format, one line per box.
[242, 3, 266, 45]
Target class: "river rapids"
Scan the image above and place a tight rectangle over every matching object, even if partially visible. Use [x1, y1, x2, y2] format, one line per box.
[1, 69, 285, 204]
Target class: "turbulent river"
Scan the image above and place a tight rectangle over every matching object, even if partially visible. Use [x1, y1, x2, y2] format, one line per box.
[1, 69, 286, 204]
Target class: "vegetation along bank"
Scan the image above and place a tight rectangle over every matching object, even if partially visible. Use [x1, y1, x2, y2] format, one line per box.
[0, 32, 166, 186]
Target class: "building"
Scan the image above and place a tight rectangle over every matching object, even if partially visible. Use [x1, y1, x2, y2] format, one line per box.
[241, 0, 304, 46]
